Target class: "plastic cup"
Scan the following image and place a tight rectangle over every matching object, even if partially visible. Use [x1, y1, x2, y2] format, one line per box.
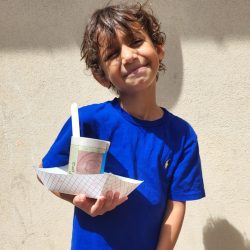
[68, 136, 110, 174]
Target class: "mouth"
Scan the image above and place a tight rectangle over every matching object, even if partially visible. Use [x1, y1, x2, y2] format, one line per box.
[123, 64, 149, 78]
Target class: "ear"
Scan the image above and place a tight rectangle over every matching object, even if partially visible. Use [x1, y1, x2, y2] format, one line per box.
[92, 70, 111, 88]
[155, 44, 165, 61]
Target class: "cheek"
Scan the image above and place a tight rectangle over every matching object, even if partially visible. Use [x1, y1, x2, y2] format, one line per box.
[107, 66, 120, 79]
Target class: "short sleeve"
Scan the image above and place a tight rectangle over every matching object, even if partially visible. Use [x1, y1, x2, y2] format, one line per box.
[42, 117, 72, 168]
[168, 126, 205, 201]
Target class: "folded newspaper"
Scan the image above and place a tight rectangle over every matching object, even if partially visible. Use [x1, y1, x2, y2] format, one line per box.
[35, 166, 143, 199]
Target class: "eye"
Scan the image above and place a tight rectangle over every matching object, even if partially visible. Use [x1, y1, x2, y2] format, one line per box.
[130, 39, 143, 47]
[105, 50, 119, 61]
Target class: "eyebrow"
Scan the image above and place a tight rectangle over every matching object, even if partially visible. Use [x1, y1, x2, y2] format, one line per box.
[106, 30, 144, 49]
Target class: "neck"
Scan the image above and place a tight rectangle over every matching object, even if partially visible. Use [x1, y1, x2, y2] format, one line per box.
[119, 83, 163, 121]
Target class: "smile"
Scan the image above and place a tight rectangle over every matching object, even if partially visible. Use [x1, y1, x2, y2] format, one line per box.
[124, 64, 149, 78]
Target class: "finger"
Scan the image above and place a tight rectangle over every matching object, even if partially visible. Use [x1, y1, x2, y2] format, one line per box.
[73, 194, 94, 213]
[73, 194, 86, 206]
[102, 191, 113, 210]
[90, 196, 106, 216]
[110, 192, 120, 207]
[116, 195, 128, 206]
[108, 192, 125, 210]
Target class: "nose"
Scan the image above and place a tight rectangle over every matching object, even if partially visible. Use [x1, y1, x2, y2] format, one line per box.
[121, 45, 137, 65]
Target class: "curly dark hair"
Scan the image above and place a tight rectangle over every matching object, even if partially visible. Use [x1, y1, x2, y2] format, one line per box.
[81, 2, 166, 88]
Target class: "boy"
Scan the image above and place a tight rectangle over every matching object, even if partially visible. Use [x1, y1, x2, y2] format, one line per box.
[40, 3, 205, 250]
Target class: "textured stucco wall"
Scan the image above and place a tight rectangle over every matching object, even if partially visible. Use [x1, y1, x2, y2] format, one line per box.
[1, 1, 249, 249]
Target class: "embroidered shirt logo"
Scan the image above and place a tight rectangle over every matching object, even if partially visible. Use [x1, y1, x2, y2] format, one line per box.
[164, 159, 170, 169]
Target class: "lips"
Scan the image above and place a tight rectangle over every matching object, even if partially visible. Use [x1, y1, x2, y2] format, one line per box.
[123, 64, 148, 78]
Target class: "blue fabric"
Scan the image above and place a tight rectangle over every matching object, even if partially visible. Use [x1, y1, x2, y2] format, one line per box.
[42, 98, 205, 250]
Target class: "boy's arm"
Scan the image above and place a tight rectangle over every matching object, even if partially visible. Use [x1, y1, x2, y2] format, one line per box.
[156, 200, 186, 250]
[37, 163, 128, 217]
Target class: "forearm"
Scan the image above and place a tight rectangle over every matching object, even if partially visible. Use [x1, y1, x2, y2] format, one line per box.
[156, 200, 186, 250]
[51, 191, 75, 203]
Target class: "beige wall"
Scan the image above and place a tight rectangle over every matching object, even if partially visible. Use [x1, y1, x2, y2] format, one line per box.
[1, 1, 249, 249]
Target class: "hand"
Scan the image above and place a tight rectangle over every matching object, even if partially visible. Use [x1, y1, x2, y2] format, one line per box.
[73, 191, 128, 217]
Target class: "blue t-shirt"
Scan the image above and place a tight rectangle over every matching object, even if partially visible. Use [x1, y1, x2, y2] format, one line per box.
[42, 98, 205, 250]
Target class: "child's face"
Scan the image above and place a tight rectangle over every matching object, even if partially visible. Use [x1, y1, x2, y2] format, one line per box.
[95, 25, 164, 94]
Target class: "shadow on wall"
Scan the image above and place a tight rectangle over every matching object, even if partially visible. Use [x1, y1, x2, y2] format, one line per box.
[157, 25, 183, 109]
[203, 218, 250, 250]
[155, 0, 250, 109]
[1, 1, 249, 49]
[0, 0, 250, 109]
